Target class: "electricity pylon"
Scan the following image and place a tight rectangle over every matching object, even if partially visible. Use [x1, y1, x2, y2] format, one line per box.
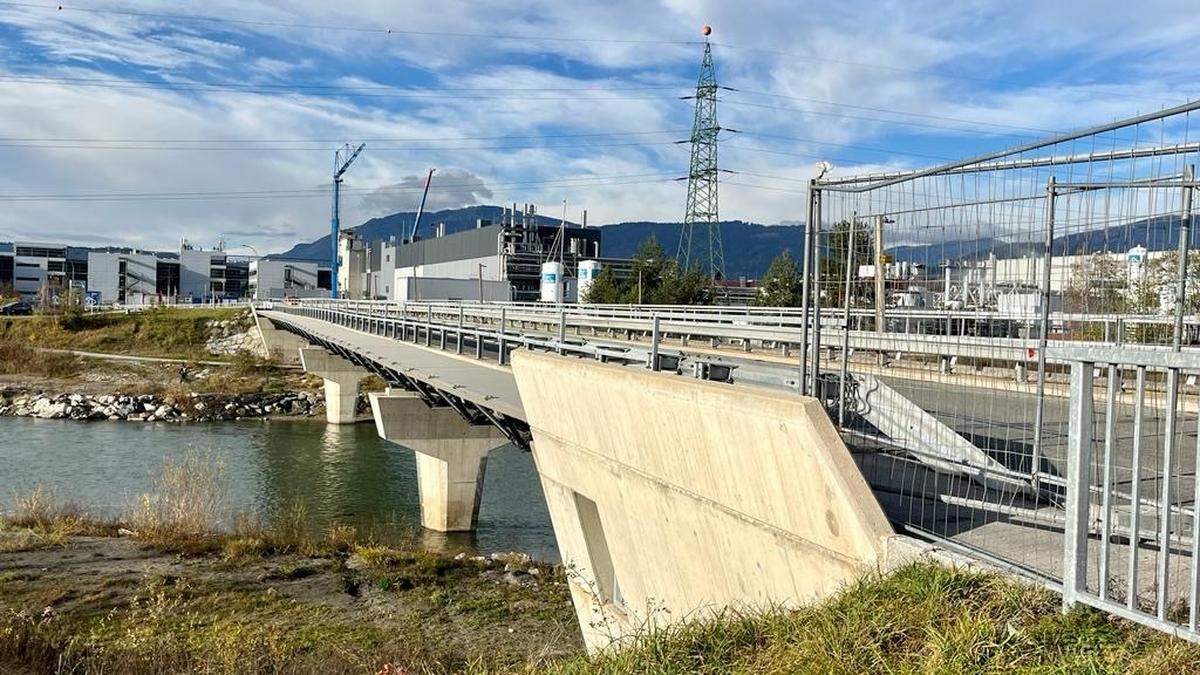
[677, 37, 725, 279]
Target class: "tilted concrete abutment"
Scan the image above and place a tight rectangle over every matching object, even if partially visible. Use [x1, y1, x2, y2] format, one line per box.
[298, 347, 367, 425]
[510, 350, 900, 654]
[253, 315, 309, 365]
[369, 390, 508, 532]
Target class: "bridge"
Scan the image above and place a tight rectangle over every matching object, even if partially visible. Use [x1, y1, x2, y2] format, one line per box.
[250, 100, 1200, 650]
[253, 295, 1200, 650]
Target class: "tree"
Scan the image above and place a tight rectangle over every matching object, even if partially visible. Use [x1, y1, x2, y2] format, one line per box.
[821, 220, 874, 306]
[754, 249, 801, 306]
[1064, 252, 1127, 314]
[584, 234, 711, 305]
[583, 266, 623, 304]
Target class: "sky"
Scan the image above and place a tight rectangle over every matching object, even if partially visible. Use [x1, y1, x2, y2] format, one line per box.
[0, 0, 1199, 255]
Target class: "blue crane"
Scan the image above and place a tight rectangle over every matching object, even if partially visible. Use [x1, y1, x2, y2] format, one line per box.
[330, 142, 365, 298]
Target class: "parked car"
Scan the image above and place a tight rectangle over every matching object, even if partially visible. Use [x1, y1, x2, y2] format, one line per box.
[0, 300, 33, 316]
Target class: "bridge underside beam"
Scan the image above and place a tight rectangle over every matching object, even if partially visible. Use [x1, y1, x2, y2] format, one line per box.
[369, 390, 508, 532]
[510, 350, 898, 653]
[299, 347, 367, 424]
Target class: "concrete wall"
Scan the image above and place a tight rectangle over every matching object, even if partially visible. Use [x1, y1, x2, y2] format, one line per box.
[510, 350, 896, 652]
[394, 275, 512, 302]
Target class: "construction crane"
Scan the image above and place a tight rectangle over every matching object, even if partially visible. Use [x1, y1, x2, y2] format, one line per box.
[330, 142, 365, 298]
[408, 168, 436, 243]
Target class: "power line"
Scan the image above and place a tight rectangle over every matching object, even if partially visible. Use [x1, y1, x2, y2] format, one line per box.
[0, 2, 703, 45]
[0, 139, 690, 152]
[0, 172, 683, 202]
[0, 129, 688, 144]
[0, 1, 1180, 108]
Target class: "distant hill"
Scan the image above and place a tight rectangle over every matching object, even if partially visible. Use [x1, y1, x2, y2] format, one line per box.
[276, 205, 1190, 280]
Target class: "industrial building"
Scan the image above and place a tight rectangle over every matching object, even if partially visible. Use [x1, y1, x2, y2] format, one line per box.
[386, 214, 626, 302]
[249, 258, 331, 300]
[0, 238, 260, 306]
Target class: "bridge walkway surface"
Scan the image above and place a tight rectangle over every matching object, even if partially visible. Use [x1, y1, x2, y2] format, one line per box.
[261, 310, 524, 421]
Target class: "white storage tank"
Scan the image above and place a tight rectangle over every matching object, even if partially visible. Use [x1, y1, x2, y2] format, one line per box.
[577, 260, 601, 303]
[540, 261, 564, 303]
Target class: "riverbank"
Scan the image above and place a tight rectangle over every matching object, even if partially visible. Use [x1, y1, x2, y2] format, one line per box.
[0, 307, 384, 423]
[0, 389, 326, 422]
[0, 530, 581, 673]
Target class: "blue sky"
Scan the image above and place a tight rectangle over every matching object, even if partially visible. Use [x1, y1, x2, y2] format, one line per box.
[0, 0, 1198, 254]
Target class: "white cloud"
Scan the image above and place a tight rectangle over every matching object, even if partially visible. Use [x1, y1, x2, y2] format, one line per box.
[0, 0, 1197, 254]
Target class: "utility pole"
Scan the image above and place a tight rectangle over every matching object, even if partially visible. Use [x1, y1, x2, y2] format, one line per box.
[477, 262, 486, 303]
[330, 143, 365, 299]
[677, 26, 726, 280]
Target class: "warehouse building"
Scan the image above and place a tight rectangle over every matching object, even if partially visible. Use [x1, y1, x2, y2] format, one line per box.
[388, 217, 624, 302]
[249, 258, 331, 300]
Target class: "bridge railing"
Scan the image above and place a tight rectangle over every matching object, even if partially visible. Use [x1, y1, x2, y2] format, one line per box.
[1056, 344, 1200, 641]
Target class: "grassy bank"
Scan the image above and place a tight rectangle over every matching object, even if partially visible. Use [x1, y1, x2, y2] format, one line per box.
[4, 455, 1200, 673]
[0, 307, 331, 397]
[0, 306, 243, 360]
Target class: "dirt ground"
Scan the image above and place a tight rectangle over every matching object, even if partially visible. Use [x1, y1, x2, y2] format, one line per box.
[0, 532, 583, 673]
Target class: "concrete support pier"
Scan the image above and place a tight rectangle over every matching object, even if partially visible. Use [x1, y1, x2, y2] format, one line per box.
[299, 347, 367, 424]
[369, 390, 507, 532]
[511, 350, 897, 653]
[253, 315, 309, 365]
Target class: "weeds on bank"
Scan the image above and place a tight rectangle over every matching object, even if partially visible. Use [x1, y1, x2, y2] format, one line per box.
[0, 338, 81, 378]
[0, 485, 117, 552]
[548, 563, 1200, 674]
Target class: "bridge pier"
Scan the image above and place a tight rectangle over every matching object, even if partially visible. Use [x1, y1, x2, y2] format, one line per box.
[369, 390, 507, 532]
[298, 347, 366, 424]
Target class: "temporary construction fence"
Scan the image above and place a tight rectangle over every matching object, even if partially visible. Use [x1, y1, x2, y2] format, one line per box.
[802, 99, 1200, 640]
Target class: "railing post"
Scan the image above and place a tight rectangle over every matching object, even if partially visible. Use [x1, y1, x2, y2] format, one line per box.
[498, 307, 507, 365]
[558, 308, 566, 355]
[649, 314, 661, 371]
[457, 305, 465, 355]
[1062, 359, 1094, 610]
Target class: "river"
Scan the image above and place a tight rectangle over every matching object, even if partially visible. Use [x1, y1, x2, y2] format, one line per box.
[0, 417, 560, 561]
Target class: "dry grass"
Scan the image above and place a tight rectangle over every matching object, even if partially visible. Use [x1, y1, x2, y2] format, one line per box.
[0, 339, 81, 378]
[125, 451, 228, 553]
[0, 485, 118, 552]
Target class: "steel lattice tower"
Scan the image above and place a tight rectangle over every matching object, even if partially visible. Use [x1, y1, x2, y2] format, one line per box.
[677, 40, 725, 279]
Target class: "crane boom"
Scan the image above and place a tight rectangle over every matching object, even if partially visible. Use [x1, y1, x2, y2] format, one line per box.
[408, 168, 435, 243]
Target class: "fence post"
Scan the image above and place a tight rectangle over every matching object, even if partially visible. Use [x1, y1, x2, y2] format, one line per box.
[1062, 359, 1094, 610]
[1173, 164, 1194, 351]
[799, 182, 816, 394]
[838, 217, 857, 428]
[811, 188, 824, 395]
[1032, 176, 1057, 486]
